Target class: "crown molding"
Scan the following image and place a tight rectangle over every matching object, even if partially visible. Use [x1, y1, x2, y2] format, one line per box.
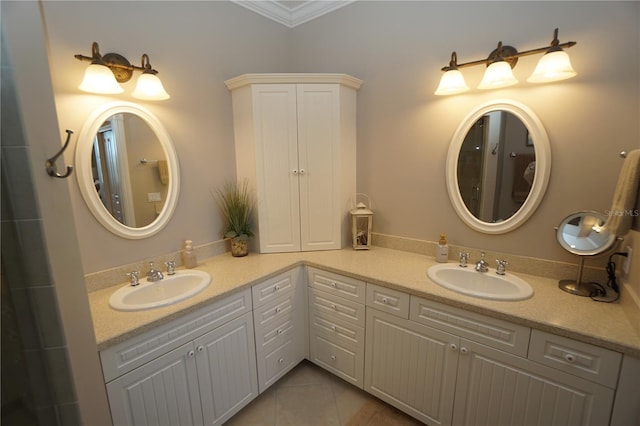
[231, 0, 356, 28]
[224, 73, 363, 90]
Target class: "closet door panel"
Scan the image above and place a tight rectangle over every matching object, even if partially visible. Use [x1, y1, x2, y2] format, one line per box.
[252, 84, 301, 253]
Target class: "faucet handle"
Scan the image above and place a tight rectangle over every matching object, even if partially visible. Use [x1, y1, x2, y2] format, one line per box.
[165, 260, 176, 275]
[459, 252, 469, 267]
[125, 270, 140, 286]
[496, 259, 509, 275]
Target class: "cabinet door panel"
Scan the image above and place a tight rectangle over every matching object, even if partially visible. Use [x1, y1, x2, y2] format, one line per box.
[252, 84, 301, 252]
[365, 309, 459, 425]
[453, 339, 614, 426]
[297, 84, 341, 251]
[106, 342, 203, 426]
[195, 312, 258, 426]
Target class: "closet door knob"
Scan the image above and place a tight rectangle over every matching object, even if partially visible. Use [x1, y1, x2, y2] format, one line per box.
[187, 350, 195, 358]
[299, 169, 306, 175]
[292, 169, 298, 175]
[197, 345, 204, 353]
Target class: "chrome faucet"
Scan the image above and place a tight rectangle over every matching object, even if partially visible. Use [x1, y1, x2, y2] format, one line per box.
[165, 260, 176, 276]
[459, 252, 469, 268]
[125, 270, 140, 286]
[146, 262, 164, 282]
[496, 259, 509, 275]
[475, 252, 489, 272]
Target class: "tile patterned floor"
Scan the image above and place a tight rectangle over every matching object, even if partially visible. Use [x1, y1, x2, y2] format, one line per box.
[225, 360, 424, 426]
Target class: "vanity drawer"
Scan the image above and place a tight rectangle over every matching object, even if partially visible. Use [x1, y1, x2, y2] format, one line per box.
[261, 337, 301, 392]
[309, 287, 365, 326]
[100, 289, 252, 382]
[310, 308, 364, 351]
[310, 333, 363, 387]
[253, 293, 296, 333]
[255, 309, 298, 350]
[308, 267, 365, 302]
[409, 296, 530, 357]
[366, 283, 410, 319]
[528, 329, 622, 388]
[252, 268, 300, 308]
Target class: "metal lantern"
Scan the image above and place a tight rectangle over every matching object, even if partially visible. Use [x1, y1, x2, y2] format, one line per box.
[350, 201, 373, 250]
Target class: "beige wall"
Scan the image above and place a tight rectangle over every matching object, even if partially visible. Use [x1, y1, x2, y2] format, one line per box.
[40, 1, 639, 275]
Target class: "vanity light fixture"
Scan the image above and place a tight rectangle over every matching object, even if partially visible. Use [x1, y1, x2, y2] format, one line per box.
[75, 42, 170, 100]
[435, 28, 577, 96]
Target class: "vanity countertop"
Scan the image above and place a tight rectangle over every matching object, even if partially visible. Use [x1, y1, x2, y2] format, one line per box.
[88, 247, 640, 357]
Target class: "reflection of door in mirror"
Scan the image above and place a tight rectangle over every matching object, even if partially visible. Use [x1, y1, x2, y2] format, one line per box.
[457, 112, 534, 223]
[91, 114, 135, 226]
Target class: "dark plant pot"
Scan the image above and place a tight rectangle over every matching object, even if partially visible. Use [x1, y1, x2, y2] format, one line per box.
[230, 239, 249, 257]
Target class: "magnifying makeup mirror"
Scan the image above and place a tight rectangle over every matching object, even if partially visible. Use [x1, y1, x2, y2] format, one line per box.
[556, 210, 618, 296]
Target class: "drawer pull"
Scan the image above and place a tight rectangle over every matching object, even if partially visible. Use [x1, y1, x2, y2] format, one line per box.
[188, 350, 195, 358]
[564, 353, 577, 363]
[381, 297, 388, 304]
[331, 281, 337, 288]
[276, 307, 282, 313]
[331, 325, 337, 332]
[278, 358, 284, 364]
[331, 304, 336, 310]
[277, 329, 283, 335]
[274, 285, 281, 291]
[449, 343, 458, 351]
[460, 347, 469, 355]
[330, 355, 337, 361]
[197, 345, 204, 352]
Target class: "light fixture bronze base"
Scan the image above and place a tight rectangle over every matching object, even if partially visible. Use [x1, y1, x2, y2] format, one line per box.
[102, 53, 133, 82]
[558, 280, 602, 297]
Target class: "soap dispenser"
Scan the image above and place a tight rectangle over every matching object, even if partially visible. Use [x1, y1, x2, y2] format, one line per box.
[436, 234, 449, 263]
[182, 240, 197, 269]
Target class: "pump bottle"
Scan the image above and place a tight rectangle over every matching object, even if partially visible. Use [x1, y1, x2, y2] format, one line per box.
[435, 234, 449, 263]
[182, 240, 197, 269]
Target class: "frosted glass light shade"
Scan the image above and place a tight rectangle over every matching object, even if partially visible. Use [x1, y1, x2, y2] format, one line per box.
[478, 61, 518, 90]
[78, 63, 124, 94]
[132, 73, 170, 101]
[435, 70, 470, 95]
[527, 50, 577, 83]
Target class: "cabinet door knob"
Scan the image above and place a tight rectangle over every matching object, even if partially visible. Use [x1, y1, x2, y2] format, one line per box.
[449, 343, 458, 351]
[330, 355, 337, 361]
[331, 304, 336, 310]
[274, 285, 280, 291]
[277, 329, 283, 334]
[292, 169, 298, 175]
[197, 345, 204, 352]
[460, 347, 469, 355]
[276, 307, 282, 313]
[331, 281, 337, 288]
[299, 169, 305, 175]
[331, 325, 336, 332]
[278, 358, 284, 364]
[564, 353, 577, 363]
[188, 350, 195, 357]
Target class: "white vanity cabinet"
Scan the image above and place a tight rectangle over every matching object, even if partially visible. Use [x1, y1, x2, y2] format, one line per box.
[364, 283, 460, 425]
[101, 290, 258, 426]
[252, 267, 307, 393]
[226, 74, 362, 253]
[308, 267, 366, 387]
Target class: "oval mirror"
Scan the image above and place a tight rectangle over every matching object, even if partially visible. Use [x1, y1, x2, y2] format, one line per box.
[75, 102, 180, 239]
[446, 100, 551, 234]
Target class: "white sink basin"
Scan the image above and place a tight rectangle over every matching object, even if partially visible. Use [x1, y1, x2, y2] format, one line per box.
[109, 270, 211, 311]
[427, 263, 533, 301]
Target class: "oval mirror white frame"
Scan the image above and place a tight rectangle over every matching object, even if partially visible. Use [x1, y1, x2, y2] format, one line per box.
[75, 101, 180, 239]
[446, 100, 551, 234]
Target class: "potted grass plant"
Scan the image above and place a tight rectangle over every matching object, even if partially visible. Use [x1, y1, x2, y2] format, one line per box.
[215, 180, 254, 257]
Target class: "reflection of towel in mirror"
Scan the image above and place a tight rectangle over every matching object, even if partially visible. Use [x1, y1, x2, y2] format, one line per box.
[158, 160, 169, 185]
[605, 149, 640, 236]
[512, 154, 535, 202]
